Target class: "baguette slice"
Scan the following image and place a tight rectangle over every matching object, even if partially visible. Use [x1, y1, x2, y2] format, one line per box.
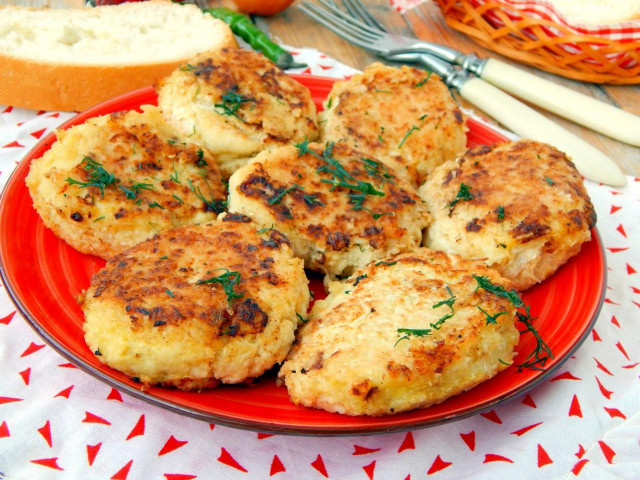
[0, 1, 237, 112]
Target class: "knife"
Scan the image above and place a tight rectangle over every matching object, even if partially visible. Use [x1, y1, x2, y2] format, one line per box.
[390, 52, 627, 187]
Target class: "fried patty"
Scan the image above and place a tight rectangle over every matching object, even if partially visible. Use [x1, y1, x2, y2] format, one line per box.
[227, 142, 430, 277]
[278, 248, 519, 416]
[320, 63, 467, 185]
[156, 47, 319, 178]
[26, 105, 227, 259]
[82, 214, 309, 391]
[419, 140, 597, 291]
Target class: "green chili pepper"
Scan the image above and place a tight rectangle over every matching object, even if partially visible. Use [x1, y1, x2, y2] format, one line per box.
[204, 7, 306, 70]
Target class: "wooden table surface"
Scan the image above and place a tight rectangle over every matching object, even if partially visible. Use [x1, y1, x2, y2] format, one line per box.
[3, 0, 639, 176]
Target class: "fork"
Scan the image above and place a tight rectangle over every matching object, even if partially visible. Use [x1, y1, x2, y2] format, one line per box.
[299, 0, 628, 187]
[301, 0, 640, 149]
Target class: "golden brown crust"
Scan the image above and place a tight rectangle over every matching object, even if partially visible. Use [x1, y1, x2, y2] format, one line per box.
[320, 63, 467, 185]
[420, 140, 596, 290]
[228, 142, 430, 276]
[157, 47, 318, 177]
[279, 248, 519, 416]
[26, 106, 227, 259]
[82, 215, 309, 391]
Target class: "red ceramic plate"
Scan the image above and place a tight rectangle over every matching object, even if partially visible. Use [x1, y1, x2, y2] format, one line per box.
[0, 75, 605, 435]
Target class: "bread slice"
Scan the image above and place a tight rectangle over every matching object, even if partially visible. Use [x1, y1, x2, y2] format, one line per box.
[0, 1, 237, 112]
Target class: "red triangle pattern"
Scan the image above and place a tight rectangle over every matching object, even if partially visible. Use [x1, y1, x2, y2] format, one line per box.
[609, 205, 621, 214]
[592, 329, 602, 342]
[126, 415, 145, 440]
[111, 459, 133, 480]
[398, 431, 415, 452]
[217, 447, 247, 473]
[30, 128, 46, 139]
[615, 341, 630, 360]
[107, 388, 123, 402]
[362, 460, 376, 480]
[622, 362, 639, 369]
[607, 247, 629, 253]
[2, 140, 24, 148]
[54, 386, 74, 399]
[569, 395, 583, 418]
[1, 105, 13, 113]
[595, 376, 614, 399]
[0, 311, 16, 325]
[82, 411, 111, 425]
[87, 442, 101, 466]
[594, 357, 613, 375]
[58, 363, 78, 369]
[20, 342, 45, 357]
[353, 445, 381, 455]
[572, 459, 589, 475]
[604, 298, 619, 305]
[522, 394, 537, 408]
[575, 444, 586, 458]
[632, 286, 640, 294]
[270, 455, 286, 476]
[311, 454, 328, 478]
[460, 431, 475, 451]
[38, 420, 52, 448]
[611, 315, 620, 327]
[480, 410, 502, 424]
[209, 423, 215, 430]
[164, 475, 197, 480]
[19, 368, 30, 385]
[627, 263, 637, 275]
[427, 455, 452, 474]
[483, 454, 513, 463]
[604, 407, 626, 419]
[616, 224, 627, 238]
[550, 371, 581, 381]
[158, 435, 187, 456]
[31, 457, 63, 470]
[0, 396, 22, 405]
[598, 441, 616, 463]
[537, 444, 553, 467]
[257, 432, 273, 439]
[0, 421, 10, 438]
[511, 422, 543, 436]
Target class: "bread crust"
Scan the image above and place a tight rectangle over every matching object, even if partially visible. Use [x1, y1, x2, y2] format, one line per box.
[0, 2, 237, 112]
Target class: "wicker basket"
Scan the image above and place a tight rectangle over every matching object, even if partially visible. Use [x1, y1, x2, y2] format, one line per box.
[434, 0, 640, 84]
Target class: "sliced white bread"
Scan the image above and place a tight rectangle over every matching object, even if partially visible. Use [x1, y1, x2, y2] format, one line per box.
[0, 1, 237, 111]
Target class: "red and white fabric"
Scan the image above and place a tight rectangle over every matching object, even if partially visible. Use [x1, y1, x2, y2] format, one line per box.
[1, 47, 639, 480]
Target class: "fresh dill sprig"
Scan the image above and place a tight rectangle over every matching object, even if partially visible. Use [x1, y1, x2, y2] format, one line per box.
[188, 178, 226, 214]
[303, 193, 325, 207]
[477, 305, 508, 325]
[196, 268, 243, 305]
[118, 180, 154, 200]
[214, 86, 255, 122]
[396, 286, 456, 345]
[269, 183, 304, 205]
[65, 157, 117, 198]
[473, 275, 553, 371]
[448, 183, 474, 210]
[398, 125, 420, 148]
[414, 72, 432, 88]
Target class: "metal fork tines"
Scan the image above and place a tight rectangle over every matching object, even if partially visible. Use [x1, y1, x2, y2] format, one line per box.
[298, 1, 465, 65]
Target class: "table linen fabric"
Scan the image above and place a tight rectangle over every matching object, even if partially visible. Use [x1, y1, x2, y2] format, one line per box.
[0, 47, 639, 480]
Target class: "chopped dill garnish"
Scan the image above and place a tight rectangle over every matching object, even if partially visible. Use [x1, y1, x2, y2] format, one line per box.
[326, 96, 333, 109]
[352, 274, 367, 286]
[448, 183, 474, 210]
[170, 162, 180, 183]
[396, 286, 456, 345]
[375, 88, 392, 93]
[119, 180, 154, 200]
[196, 268, 243, 305]
[65, 157, 117, 198]
[375, 260, 396, 267]
[188, 178, 226, 213]
[172, 194, 184, 204]
[159, 256, 168, 260]
[148, 201, 164, 209]
[303, 193, 325, 206]
[269, 183, 304, 205]
[215, 86, 255, 122]
[398, 125, 420, 148]
[477, 305, 508, 325]
[496, 205, 505, 222]
[165, 289, 174, 298]
[93, 216, 105, 223]
[195, 149, 207, 167]
[296, 313, 309, 323]
[414, 72, 432, 88]
[257, 224, 274, 234]
[180, 63, 197, 72]
[473, 275, 553, 371]
[545, 176, 555, 186]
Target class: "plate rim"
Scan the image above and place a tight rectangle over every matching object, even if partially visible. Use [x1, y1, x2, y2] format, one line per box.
[0, 79, 607, 436]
